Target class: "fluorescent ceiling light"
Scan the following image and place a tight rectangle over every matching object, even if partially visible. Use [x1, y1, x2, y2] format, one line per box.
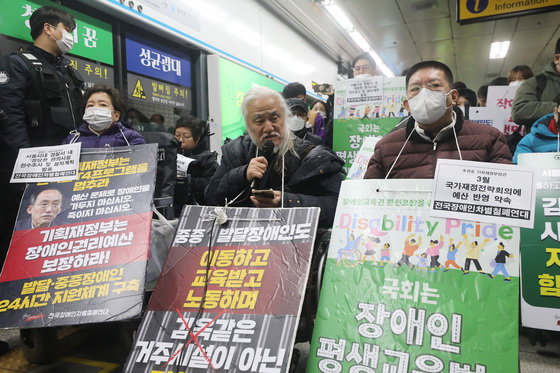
[368, 50, 395, 77]
[325, 3, 354, 32]
[349, 31, 370, 51]
[489, 41, 510, 59]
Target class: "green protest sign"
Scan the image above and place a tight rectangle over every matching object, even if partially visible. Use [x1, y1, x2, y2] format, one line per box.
[219, 57, 284, 143]
[518, 153, 560, 331]
[333, 77, 407, 171]
[1, 0, 113, 65]
[309, 179, 520, 372]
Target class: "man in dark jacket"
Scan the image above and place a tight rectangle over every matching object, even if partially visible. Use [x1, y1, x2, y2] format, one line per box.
[205, 86, 345, 228]
[0, 6, 83, 266]
[364, 60, 511, 179]
[512, 38, 560, 129]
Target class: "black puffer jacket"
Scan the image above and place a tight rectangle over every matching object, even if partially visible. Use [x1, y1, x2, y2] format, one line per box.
[205, 135, 345, 228]
[174, 136, 218, 215]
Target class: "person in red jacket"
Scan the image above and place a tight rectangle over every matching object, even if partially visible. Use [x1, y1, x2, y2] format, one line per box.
[364, 60, 511, 179]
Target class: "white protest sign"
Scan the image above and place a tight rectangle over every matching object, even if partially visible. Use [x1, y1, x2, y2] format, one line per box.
[487, 85, 520, 135]
[346, 136, 380, 180]
[176, 153, 196, 178]
[10, 143, 81, 183]
[431, 159, 536, 228]
[346, 76, 384, 105]
[468, 106, 506, 132]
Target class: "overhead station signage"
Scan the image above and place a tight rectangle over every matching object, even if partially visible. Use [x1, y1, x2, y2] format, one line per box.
[126, 33, 192, 87]
[457, 0, 560, 24]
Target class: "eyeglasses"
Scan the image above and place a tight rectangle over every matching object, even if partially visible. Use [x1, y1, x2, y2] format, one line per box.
[353, 65, 372, 73]
[407, 81, 447, 96]
[34, 201, 62, 209]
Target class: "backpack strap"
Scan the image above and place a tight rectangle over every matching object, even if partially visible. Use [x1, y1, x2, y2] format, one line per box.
[535, 73, 547, 101]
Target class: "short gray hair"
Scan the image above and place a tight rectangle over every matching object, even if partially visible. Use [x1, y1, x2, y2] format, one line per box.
[241, 86, 290, 125]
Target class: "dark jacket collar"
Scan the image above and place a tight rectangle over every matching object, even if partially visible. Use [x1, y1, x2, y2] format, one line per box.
[405, 106, 464, 143]
[28, 45, 66, 67]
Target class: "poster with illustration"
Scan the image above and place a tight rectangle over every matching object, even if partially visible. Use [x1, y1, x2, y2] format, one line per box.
[346, 136, 380, 180]
[309, 179, 520, 372]
[0, 144, 157, 328]
[518, 153, 560, 331]
[333, 76, 407, 171]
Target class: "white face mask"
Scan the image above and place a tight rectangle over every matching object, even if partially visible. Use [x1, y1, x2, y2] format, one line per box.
[317, 111, 327, 119]
[84, 107, 114, 131]
[49, 24, 74, 54]
[286, 116, 306, 131]
[509, 80, 523, 86]
[354, 73, 373, 79]
[407, 88, 452, 124]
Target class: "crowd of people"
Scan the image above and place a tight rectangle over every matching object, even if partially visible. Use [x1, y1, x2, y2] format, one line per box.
[0, 4, 560, 359]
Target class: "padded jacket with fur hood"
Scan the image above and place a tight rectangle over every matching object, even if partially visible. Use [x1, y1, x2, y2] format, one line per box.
[364, 107, 512, 179]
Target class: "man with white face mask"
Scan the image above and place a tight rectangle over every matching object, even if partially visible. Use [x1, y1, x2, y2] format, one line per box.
[0, 6, 84, 268]
[364, 60, 511, 179]
[285, 98, 323, 145]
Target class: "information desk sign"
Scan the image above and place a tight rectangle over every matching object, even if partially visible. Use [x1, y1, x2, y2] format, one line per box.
[125, 206, 319, 372]
[309, 179, 520, 372]
[0, 144, 157, 328]
[431, 159, 536, 228]
[11, 143, 81, 183]
[518, 153, 560, 331]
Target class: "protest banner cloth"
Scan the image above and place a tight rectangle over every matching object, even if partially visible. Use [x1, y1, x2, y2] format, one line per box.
[431, 159, 536, 228]
[487, 85, 521, 135]
[309, 179, 520, 373]
[518, 153, 560, 331]
[0, 144, 157, 328]
[124, 205, 319, 372]
[333, 76, 407, 171]
[11, 143, 81, 183]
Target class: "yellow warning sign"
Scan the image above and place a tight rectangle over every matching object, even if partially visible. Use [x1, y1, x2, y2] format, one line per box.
[132, 79, 146, 99]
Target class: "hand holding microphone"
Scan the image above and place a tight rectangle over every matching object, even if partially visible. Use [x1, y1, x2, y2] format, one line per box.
[247, 141, 274, 185]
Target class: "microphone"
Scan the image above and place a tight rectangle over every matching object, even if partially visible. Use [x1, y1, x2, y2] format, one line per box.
[252, 141, 275, 190]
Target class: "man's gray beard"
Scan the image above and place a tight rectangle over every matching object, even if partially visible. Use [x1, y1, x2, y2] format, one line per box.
[248, 131, 299, 173]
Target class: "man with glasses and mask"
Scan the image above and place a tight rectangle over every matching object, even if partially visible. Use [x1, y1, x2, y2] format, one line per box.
[0, 6, 83, 266]
[364, 60, 511, 179]
[352, 52, 376, 78]
[15, 188, 63, 230]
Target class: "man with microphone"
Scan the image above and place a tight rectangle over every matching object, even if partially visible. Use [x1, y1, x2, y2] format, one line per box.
[205, 86, 345, 228]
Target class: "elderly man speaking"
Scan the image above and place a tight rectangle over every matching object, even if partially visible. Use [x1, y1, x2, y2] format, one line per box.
[205, 86, 345, 228]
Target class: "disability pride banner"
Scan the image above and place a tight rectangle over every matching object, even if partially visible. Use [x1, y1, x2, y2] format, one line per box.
[518, 153, 560, 331]
[0, 144, 157, 328]
[333, 76, 407, 171]
[308, 179, 520, 373]
[125, 206, 319, 372]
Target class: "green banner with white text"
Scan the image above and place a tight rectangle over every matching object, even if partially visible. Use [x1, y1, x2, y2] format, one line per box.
[309, 179, 519, 372]
[1, 0, 113, 65]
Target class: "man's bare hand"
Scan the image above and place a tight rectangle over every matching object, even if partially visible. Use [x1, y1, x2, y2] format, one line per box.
[246, 157, 268, 182]
[250, 190, 281, 207]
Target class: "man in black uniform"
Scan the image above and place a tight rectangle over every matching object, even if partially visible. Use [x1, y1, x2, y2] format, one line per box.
[0, 6, 83, 265]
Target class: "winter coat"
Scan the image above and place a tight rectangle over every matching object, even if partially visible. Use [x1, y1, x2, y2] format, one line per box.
[512, 62, 560, 128]
[513, 113, 559, 163]
[62, 121, 145, 148]
[204, 134, 345, 228]
[364, 107, 512, 179]
[174, 138, 219, 214]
